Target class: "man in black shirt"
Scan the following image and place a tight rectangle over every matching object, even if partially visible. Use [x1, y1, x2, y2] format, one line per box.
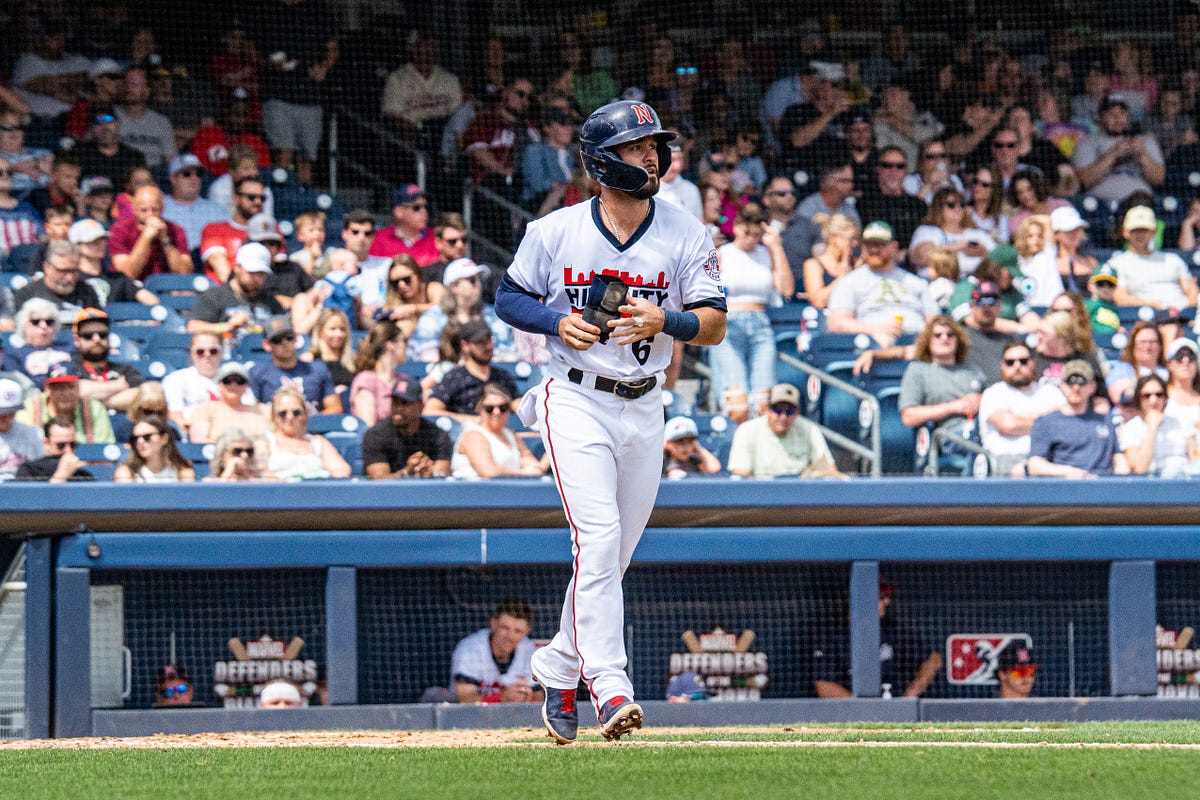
[362, 375, 451, 479]
[69, 219, 158, 306]
[15, 416, 94, 482]
[856, 146, 928, 263]
[187, 242, 284, 336]
[423, 320, 518, 423]
[70, 307, 145, 411]
[13, 240, 101, 322]
[73, 108, 146, 187]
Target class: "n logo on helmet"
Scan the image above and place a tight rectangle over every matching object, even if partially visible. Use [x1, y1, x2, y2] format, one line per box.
[632, 104, 655, 125]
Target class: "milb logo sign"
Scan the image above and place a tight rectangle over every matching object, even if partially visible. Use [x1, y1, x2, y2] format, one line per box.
[946, 633, 1033, 685]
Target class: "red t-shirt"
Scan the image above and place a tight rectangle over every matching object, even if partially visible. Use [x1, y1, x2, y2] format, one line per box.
[462, 110, 539, 184]
[368, 227, 439, 265]
[199, 220, 248, 281]
[107, 215, 190, 279]
[190, 126, 272, 177]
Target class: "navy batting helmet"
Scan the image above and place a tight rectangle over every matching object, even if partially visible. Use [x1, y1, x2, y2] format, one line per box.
[579, 100, 676, 195]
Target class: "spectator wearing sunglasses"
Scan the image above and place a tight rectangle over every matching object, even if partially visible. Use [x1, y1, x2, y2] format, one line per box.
[727, 383, 843, 479]
[161, 154, 225, 251]
[256, 386, 350, 481]
[69, 308, 146, 412]
[1027, 360, 1128, 478]
[1120, 373, 1190, 477]
[994, 644, 1037, 700]
[249, 316, 341, 414]
[188, 242, 284, 337]
[856, 145, 928, 256]
[370, 184, 438, 266]
[14, 416, 94, 482]
[899, 316, 987, 458]
[13, 241, 101, 324]
[73, 107, 147, 190]
[163, 333, 236, 431]
[154, 664, 195, 706]
[0, 109, 52, 196]
[187, 361, 269, 444]
[979, 340, 1065, 477]
[450, 383, 546, 479]
[8, 298, 73, 388]
[114, 414, 195, 483]
[205, 429, 267, 482]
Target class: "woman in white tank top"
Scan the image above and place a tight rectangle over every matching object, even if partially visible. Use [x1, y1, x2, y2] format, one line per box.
[256, 387, 352, 481]
[451, 384, 547, 479]
[114, 415, 196, 483]
[708, 203, 794, 422]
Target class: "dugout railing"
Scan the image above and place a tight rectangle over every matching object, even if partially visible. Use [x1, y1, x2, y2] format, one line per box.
[6, 478, 1200, 739]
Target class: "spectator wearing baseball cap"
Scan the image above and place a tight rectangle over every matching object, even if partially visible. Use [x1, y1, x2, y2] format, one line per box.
[666, 672, 713, 702]
[161, 153, 226, 251]
[70, 308, 147, 412]
[995, 643, 1037, 699]
[1071, 95, 1165, 204]
[64, 60, 125, 141]
[1027, 359, 1129, 478]
[1048, 206, 1097, 297]
[1109, 207, 1197, 338]
[407, 258, 517, 363]
[361, 372, 452, 479]
[186, 361, 271, 444]
[73, 107, 148, 191]
[727, 383, 844, 479]
[245, 212, 314, 307]
[14, 416, 95, 483]
[1084, 263, 1121, 334]
[78, 175, 117, 227]
[370, 184, 438, 266]
[662, 415, 721, 478]
[16, 363, 116, 443]
[249, 315, 341, 414]
[958, 279, 1013, 387]
[70, 219, 160, 308]
[13, 240, 102, 321]
[424, 318, 519, 424]
[0, 376, 44, 480]
[188, 242, 285, 337]
[827, 220, 941, 347]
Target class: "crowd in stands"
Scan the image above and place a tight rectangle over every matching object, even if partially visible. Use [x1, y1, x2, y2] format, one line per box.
[2, 10, 1200, 481]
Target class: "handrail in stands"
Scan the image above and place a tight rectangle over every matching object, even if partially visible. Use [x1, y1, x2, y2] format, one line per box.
[327, 106, 428, 198]
[462, 182, 534, 266]
[777, 351, 882, 478]
[930, 429, 997, 478]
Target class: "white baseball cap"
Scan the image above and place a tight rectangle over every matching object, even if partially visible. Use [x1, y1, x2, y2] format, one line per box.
[87, 58, 123, 81]
[247, 212, 283, 243]
[169, 153, 203, 176]
[1123, 205, 1157, 233]
[442, 258, 489, 286]
[235, 242, 273, 274]
[68, 219, 109, 244]
[1049, 206, 1088, 232]
[0, 378, 23, 414]
[664, 416, 699, 442]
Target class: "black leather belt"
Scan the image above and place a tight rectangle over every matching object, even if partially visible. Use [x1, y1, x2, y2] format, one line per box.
[567, 368, 658, 400]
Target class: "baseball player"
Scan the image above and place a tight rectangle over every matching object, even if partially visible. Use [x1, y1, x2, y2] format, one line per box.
[495, 99, 727, 743]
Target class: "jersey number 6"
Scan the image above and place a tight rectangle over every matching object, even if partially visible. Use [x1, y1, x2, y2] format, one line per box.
[632, 336, 653, 366]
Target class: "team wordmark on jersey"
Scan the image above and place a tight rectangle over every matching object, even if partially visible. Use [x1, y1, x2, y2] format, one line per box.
[563, 266, 671, 313]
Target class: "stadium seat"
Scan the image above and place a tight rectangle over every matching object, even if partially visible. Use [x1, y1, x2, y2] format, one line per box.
[307, 413, 366, 436]
[873, 388, 916, 475]
[509, 361, 542, 396]
[74, 442, 126, 464]
[177, 441, 215, 480]
[690, 412, 737, 468]
[143, 331, 198, 370]
[143, 274, 214, 295]
[104, 303, 185, 331]
[0, 273, 30, 291]
[425, 415, 463, 446]
[157, 294, 199, 315]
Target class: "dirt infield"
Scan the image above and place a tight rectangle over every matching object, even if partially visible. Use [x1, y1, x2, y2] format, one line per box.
[3, 726, 1197, 750]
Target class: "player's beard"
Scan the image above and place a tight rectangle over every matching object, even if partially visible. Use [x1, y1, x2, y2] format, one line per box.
[628, 173, 660, 200]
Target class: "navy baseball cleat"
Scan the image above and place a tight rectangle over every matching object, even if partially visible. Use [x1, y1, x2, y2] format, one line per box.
[598, 695, 643, 741]
[539, 683, 578, 745]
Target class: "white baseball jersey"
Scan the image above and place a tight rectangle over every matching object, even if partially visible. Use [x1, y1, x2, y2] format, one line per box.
[450, 628, 537, 702]
[506, 197, 724, 378]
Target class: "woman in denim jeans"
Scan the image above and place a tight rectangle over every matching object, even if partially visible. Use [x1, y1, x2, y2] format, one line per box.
[708, 203, 793, 422]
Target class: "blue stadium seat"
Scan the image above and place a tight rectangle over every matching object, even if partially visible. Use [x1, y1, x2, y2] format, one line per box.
[803, 332, 874, 369]
[323, 430, 364, 475]
[397, 360, 433, 379]
[307, 413, 366, 436]
[74, 442, 127, 464]
[690, 412, 737, 468]
[509, 361, 542, 395]
[142, 331, 198, 370]
[0, 272, 31, 292]
[157, 294, 199, 316]
[104, 303, 186, 331]
[144, 272, 214, 297]
[425, 415, 463, 446]
[874, 388, 916, 475]
[177, 441, 215, 479]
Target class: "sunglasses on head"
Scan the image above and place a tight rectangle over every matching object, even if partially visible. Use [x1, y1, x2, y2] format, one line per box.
[769, 404, 798, 417]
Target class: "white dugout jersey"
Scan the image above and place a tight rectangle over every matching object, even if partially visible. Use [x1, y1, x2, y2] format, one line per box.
[506, 196, 725, 378]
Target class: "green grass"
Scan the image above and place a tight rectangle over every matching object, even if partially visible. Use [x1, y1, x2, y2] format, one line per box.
[3, 722, 1199, 800]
